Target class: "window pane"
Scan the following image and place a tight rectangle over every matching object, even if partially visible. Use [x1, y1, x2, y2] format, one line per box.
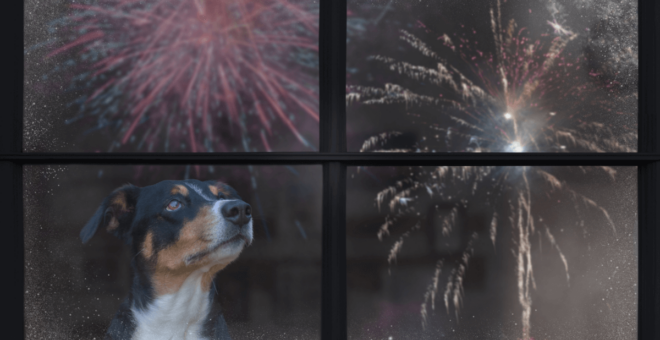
[347, 166, 637, 339]
[347, 0, 637, 153]
[24, 164, 322, 339]
[24, 0, 319, 152]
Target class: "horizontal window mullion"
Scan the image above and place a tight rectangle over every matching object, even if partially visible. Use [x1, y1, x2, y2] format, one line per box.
[0, 152, 658, 166]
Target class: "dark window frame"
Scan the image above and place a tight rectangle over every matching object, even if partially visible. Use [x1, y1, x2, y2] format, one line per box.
[2, 1, 659, 339]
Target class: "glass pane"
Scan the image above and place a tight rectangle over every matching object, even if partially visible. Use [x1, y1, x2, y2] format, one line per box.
[348, 166, 637, 339]
[347, 0, 637, 152]
[24, 0, 319, 152]
[25, 164, 322, 339]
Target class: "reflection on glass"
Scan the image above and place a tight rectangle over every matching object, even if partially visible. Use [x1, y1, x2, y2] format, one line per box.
[346, 0, 637, 152]
[25, 165, 321, 339]
[24, 0, 319, 152]
[348, 166, 637, 339]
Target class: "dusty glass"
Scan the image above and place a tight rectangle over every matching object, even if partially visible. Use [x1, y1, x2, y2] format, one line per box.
[347, 165, 637, 339]
[24, 164, 322, 339]
[24, 0, 319, 152]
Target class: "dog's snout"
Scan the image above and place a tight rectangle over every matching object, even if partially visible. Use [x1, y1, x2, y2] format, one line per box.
[221, 201, 252, 226]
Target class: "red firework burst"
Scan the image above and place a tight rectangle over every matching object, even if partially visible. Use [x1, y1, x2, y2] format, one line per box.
[50, 0, 319, 152]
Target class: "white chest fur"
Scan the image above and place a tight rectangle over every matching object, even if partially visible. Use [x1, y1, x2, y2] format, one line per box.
[131, 268, 213, 340]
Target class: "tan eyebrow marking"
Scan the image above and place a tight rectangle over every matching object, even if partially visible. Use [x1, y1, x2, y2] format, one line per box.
[170, 185, 189, 196]
[208, 185, 219, 197]
[216, 183, 234, 198]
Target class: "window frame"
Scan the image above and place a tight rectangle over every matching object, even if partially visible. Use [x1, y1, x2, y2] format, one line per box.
[2, 0, 659, 339]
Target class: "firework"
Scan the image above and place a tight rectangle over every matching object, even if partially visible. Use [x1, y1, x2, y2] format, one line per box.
[37, 0, 318, 153]
[347, 0, 637, 338]
[347, 2, 636, 154]
[372, 165, 624, 339]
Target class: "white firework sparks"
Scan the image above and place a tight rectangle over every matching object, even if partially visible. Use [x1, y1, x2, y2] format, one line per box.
[347, 1, 636, 338]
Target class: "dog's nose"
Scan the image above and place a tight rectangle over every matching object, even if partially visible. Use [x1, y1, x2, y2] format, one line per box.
[221, 201, 252, 226]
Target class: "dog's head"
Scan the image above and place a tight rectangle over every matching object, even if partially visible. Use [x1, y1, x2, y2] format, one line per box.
[80, 179, 253, 295]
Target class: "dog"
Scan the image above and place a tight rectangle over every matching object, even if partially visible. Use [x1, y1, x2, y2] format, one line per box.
[80, 179, 253, 340]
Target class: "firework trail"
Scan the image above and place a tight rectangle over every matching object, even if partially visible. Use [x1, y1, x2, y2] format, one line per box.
[347, 0, 636, 338]
[35, 0, 318, 153]
[372, 165, 619, 339]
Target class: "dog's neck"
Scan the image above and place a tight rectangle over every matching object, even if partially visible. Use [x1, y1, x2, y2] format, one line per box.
[130, 265, 217, 340]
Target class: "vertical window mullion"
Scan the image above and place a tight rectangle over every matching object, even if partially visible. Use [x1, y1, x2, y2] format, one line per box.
[638, 162, 660, 340]
[2, 1, 22, 153]
[322, 162, 347, 340]
[638, 1, 659, 338]
[320, 0, 348, 339]
[2, 162, 24, 339]
[638, 0, 658, 152]
[5, 1, 25, 338]
[319, 0, 347, 154]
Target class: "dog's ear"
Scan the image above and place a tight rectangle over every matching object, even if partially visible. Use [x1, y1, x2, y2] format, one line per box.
[81, 184, 139, 244]
[204, 181, 241, 200]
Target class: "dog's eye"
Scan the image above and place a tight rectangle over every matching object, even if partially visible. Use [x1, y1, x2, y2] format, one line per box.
[166, 200, 182, 211]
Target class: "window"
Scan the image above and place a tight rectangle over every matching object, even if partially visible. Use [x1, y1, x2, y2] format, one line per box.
[3, 0, 659, 339]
